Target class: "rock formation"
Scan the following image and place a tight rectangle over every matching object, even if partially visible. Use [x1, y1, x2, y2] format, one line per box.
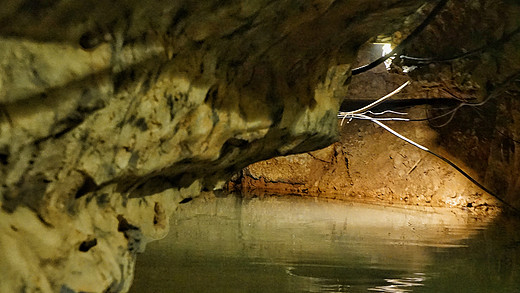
[1, 0, 520, 292]
[230, 110, 501, 213]
[402, 0, 520, 209]
[0, 1, 433, 292]
[231, 0, 520, 213]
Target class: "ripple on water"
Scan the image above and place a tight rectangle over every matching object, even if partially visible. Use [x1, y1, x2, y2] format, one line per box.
[131, 192, 519, 293]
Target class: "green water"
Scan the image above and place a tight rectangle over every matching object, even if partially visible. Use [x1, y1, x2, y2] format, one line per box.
[130, 193, 520, 293]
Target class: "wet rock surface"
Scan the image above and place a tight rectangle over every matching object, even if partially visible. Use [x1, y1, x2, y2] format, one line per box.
[0, 1, 429, 292]
[1, 0, 520, 292]
[230, 108, 500, 215]
[232, 0, 520, 214]
[399, 0, 520, 209]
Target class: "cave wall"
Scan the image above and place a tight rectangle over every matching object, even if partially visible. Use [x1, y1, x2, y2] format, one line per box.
[232, 0, 520, 212]
[400, 0, 520, 208]
[231, 110, 500, 215]
[0, 1, 430, 292]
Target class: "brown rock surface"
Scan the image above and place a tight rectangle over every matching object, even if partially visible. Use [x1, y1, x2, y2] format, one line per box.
[231, 107, 499, 214]
[232, 0, 520, 213]
[1, 0, 520, 291]
[0, 1, 431, 292]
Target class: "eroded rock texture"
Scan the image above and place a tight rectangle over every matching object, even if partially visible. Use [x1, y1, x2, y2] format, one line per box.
[400, 0, 520, 208]
[0, 1, 430, 292]
[232, 0, 520, 212]
[231, 113, 500, 214]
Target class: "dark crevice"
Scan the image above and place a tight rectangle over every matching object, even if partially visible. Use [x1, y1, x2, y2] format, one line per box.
[222, 15, 258, 40]
[165, 93, 175, 120]
[79, 238, 98, 252]
[0, 153, 8, 165]
[179, 197, 193, 204]
[123, 176, 180, 198]
[116, 215, 143, 254]
[169, 7, 189, 29]
[204, 84, 219, 106]
[37, 213, 54, 228]
[17, 0, 58, 17]
[134, 117, 148, 131]
[33, 115, 86, 145]
[153, 202, 165, 227]
[75, 175, 98, 199]
[117, 215, 139, 234]
[79, 29, 108, 50]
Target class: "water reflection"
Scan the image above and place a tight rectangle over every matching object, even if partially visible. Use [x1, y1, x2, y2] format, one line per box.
[130, 193, 519, 293]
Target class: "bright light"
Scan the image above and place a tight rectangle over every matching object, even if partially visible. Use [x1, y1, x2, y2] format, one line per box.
[381, 43, 392, 56]
[381, 43, 394, 70]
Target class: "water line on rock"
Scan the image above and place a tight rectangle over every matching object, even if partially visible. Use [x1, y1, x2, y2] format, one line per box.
[338, 79, 520, 214]
[337, 112, 520, 215]
[367, 118, 520, 215]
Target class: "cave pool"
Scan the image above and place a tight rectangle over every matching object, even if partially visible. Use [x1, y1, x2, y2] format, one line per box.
[130, 192, 520, 293]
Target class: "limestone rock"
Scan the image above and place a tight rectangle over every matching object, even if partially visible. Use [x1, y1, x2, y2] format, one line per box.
[236, 142, 352, 195]
[400, 0, 520, 208]
[0, 0, 428, 292]
[233, 0, 520, 212]
[233, 108, 500, 213]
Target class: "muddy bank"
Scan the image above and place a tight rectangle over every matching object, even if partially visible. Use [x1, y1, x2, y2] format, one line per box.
[228, 106, 500, 215]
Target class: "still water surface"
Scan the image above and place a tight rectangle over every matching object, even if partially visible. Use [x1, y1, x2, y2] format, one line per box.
[131, 193, 520, 292]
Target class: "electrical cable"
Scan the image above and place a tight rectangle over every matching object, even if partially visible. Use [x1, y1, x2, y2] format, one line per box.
[352, 0, 450, 75]
[338, 75, 520, 214]
[399, 26, 520, 64]
[367, 117, 520, 215]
